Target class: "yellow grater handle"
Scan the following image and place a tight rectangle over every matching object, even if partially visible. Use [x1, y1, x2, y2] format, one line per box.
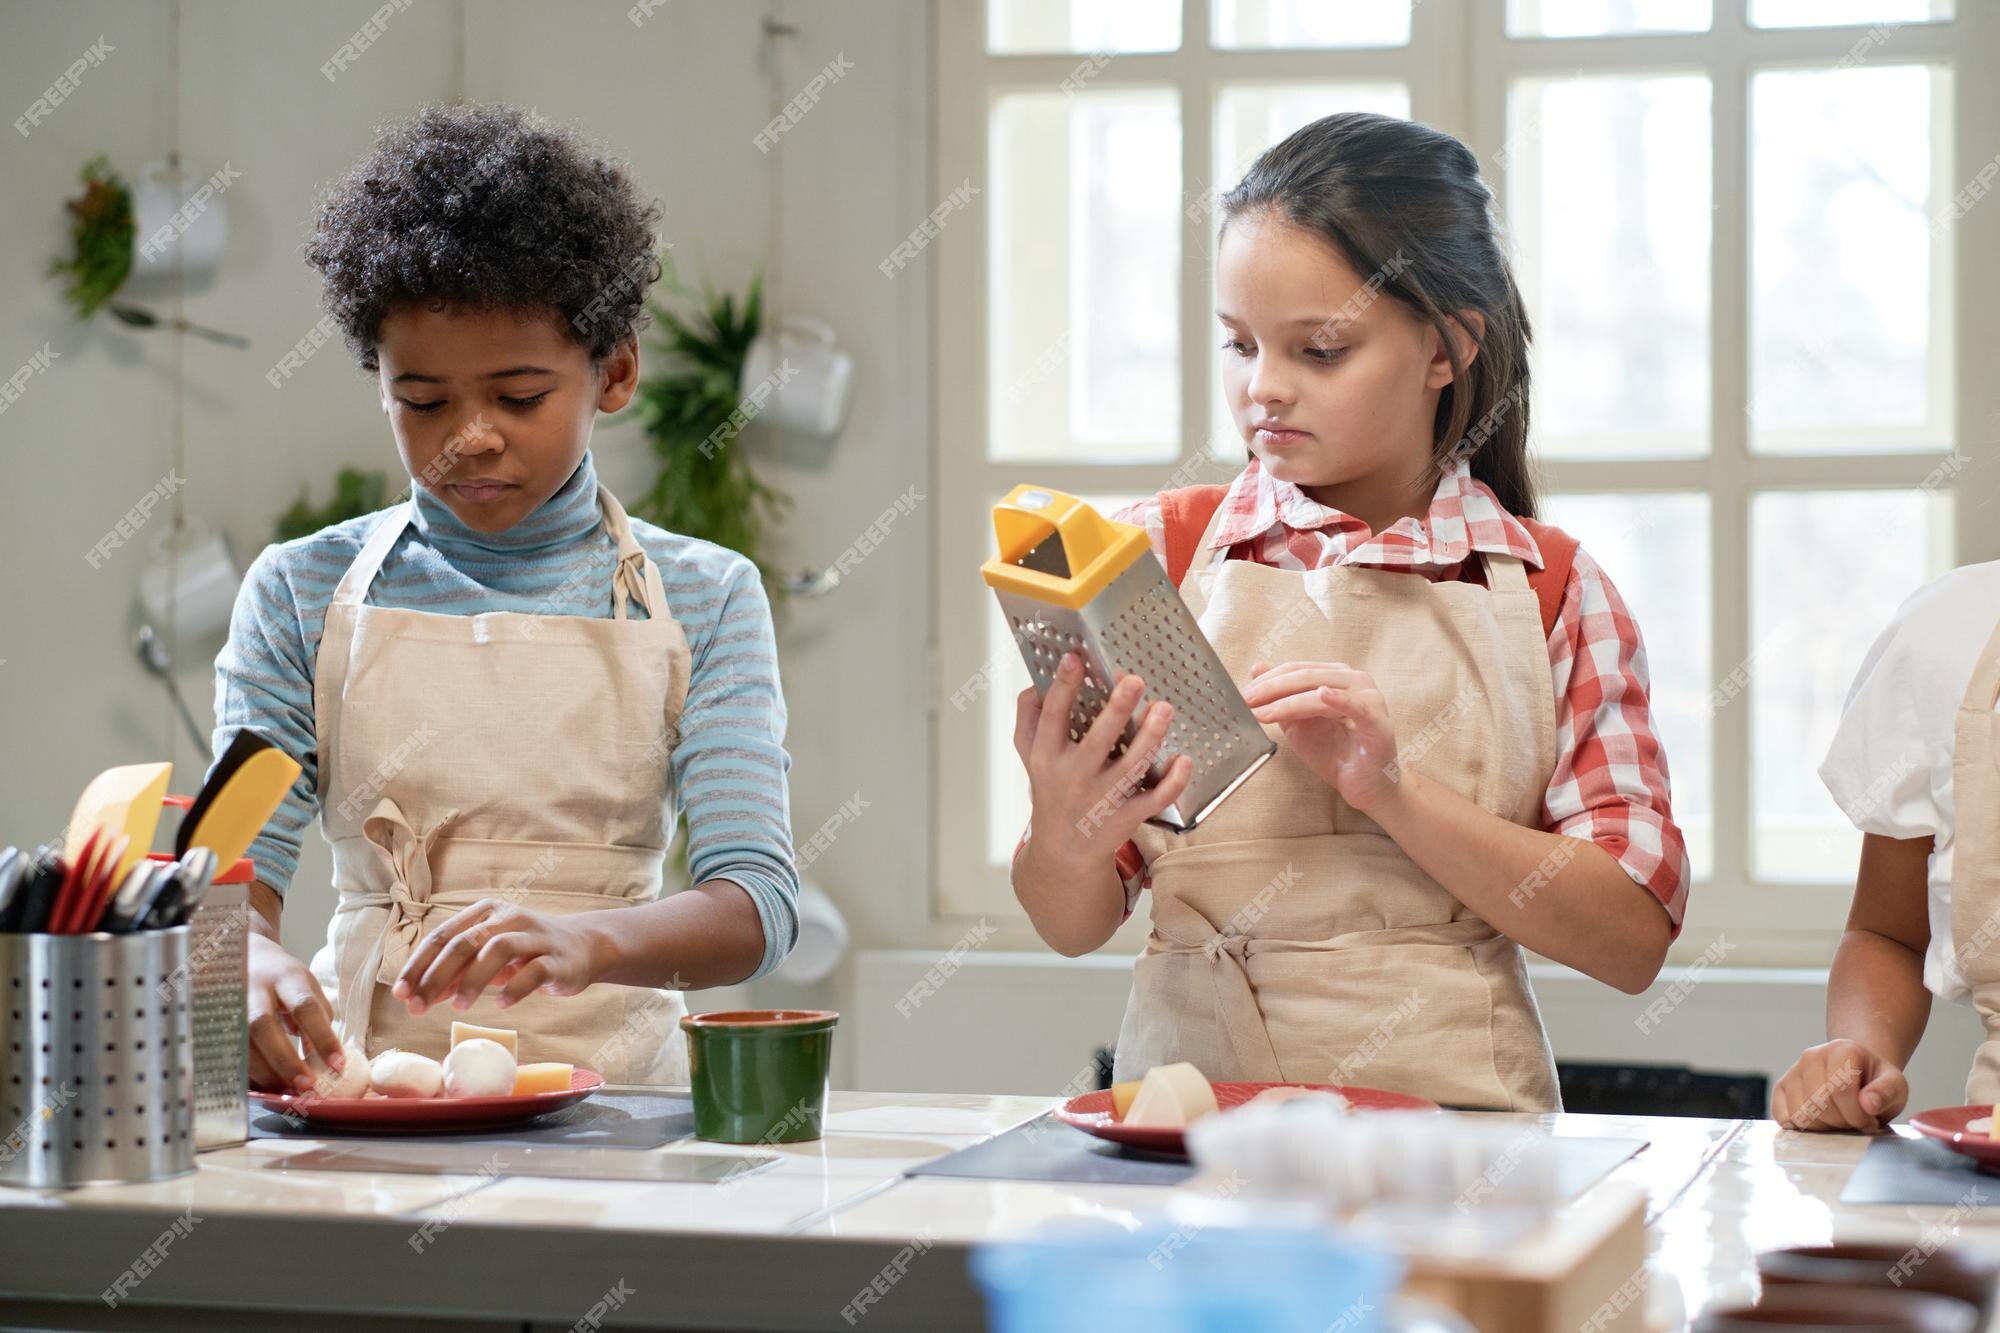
[980, 485, 1150, 610]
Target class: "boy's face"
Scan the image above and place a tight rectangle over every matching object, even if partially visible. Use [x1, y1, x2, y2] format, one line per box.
[374, 305, 639, 533]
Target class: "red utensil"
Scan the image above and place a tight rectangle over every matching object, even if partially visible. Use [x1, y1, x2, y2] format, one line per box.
[75, 833, 129, 934]
[50, 828, 101, 934]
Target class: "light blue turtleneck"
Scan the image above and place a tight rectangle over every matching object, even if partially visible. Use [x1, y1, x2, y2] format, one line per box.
[210, 451, 799, 978]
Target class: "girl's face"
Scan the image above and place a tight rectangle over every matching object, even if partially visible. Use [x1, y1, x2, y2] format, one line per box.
[374, 305, 638, 533]
[1216, 210, 1470, 502]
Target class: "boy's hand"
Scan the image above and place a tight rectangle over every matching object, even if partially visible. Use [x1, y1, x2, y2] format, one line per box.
[394, 899, 611, 1014]
[1771, 1039, 1908, 1131]
[247, 933, 344, 1092]
[1013, 653, 1193, 870]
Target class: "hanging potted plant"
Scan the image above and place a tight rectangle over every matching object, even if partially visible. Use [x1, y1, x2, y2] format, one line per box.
[630, 261, 791, 589]
[49, 155, 246, 346]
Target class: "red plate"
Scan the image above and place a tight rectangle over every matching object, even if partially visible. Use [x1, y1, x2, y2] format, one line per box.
[1054, 1080, 1440, 1157]
[249, 1069, 604, 1132]
[1910, 1105, 2000, 1170]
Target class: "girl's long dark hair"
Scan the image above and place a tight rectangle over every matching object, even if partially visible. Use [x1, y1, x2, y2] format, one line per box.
[1219, 112, 1538, 519]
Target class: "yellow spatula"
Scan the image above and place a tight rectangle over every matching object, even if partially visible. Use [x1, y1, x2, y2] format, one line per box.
[179, 746, 302, 870]
[63, 762, 173, 886]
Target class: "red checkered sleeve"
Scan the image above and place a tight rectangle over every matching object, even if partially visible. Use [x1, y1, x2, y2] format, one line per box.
[1543, 545, 1690, 935]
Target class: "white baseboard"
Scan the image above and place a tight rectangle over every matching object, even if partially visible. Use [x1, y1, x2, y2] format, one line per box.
[851, 949, 1983, 1116]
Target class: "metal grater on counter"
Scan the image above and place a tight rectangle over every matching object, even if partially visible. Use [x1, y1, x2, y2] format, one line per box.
[182, 882, 248, 1149]
[981, 485, 1276, 832]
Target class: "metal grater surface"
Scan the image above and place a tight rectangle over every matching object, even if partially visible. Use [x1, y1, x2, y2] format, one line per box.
[997, 551, 1275, 832]
[185, 882, 248, 1149]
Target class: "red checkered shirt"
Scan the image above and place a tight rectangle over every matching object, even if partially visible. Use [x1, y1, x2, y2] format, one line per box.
[1018, 456, 1689, 936]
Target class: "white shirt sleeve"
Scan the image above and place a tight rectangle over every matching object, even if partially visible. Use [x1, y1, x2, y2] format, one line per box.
[1818, 588, 1949, 840]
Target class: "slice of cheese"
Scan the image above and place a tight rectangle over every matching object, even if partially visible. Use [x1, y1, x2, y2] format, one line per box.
[1110, 1080, 1143, 1120]
[512, 1062, 574, 1096]
[450, 1021, 518, 1057]
[1123, 1062, 1218, 1129]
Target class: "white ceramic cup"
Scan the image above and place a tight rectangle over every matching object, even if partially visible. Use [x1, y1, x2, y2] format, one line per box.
[740, 315, 855, 439]
[130, 158, 230, 279]
[138, 523, 241, 640]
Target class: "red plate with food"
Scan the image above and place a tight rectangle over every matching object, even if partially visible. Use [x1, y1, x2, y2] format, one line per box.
[250, 1068, 604, 1132]
[1054, 1080, 1440, 1157]
[1909, 1105, 2000, 1170]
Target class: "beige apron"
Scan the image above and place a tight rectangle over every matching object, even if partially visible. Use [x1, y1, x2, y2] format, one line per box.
[1950, 617, 2000, 1102]
[1113, 499, 1564, 1111]
[308, 483, 693, 1085]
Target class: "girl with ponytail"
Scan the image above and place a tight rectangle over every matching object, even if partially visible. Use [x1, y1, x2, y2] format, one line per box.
[1009, 113, 1687, 1111]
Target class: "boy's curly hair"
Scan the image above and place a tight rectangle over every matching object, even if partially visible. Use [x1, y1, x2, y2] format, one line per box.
[305, 103, 661, 370]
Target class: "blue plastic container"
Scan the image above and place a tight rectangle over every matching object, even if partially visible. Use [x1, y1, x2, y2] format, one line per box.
[970, 1222, 1402, 1333]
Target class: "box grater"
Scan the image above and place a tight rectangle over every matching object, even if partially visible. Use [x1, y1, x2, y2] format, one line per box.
[981, 485, 1276, 833]
[180, 880, 247, 1149]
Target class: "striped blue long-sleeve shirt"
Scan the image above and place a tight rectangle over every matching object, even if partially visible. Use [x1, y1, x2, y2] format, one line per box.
[209, 450, 799, 979]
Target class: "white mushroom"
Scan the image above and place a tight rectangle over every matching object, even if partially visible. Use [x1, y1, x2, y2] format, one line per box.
[443, 1037, 518, 1098]
[370, 1049, 445, 1099]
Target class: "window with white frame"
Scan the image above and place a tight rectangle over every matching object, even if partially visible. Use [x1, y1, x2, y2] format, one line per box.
[933, 0, 1994, 965]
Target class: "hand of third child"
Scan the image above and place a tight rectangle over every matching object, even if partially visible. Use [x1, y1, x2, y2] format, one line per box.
[1770, 1039, 1909, 1132]
[1243, 661, 1402, 813]
[1014, 653, 1194, 869]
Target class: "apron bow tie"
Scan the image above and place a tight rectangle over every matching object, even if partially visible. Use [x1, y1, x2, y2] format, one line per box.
[613, 544, 649, 619]
[359, 798, 462, 986]
[1203, 930, 1253, 963]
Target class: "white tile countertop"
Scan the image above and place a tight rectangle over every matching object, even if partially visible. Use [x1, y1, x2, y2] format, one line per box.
[0, 1091, 1995, 1331]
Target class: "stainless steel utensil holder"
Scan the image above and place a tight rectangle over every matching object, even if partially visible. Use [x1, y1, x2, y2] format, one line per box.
[1, 928, 197, 1188]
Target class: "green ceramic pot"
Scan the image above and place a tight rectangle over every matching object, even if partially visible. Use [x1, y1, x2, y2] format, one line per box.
[681, 1009, 839, 1144]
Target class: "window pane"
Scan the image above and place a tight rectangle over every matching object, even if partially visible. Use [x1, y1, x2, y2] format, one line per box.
[1750, 0, 1952, 27]
[1207, 82, 1413, 459]
[1508, 74, 1712, 459]
[1749, 65, 1950, 453]
[987, 0, 1181, 54]
[1507, 0, 1710, 37]
[1751, 490, 1954, 883]
[1214, 0, 1412, 49]
[1542, 494, 1713, 881]
[991, 89, 1181, 462]
[984, 493, 1148, 865]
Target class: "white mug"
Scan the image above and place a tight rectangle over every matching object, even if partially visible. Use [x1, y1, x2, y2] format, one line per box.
[139, 524, 241, 641]
[769, 882, 849, 986]
[130, 158, 230, 279]
[741, 315, 855, 439]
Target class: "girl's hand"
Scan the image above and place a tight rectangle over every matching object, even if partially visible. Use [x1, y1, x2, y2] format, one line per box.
[1770, 1039, 1908, 1132]
[1243, 661, 1401, 813]
[1013, 652, 1194, 870]
[393, 899, 611, 1015]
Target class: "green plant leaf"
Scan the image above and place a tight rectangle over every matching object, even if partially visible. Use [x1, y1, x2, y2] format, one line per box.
[629, 262, 790, 595]
[275, 467, 391, 543]
[49, 155, 134, 320]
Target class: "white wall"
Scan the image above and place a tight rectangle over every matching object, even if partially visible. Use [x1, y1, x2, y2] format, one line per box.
[0, 0, 936, 1087]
